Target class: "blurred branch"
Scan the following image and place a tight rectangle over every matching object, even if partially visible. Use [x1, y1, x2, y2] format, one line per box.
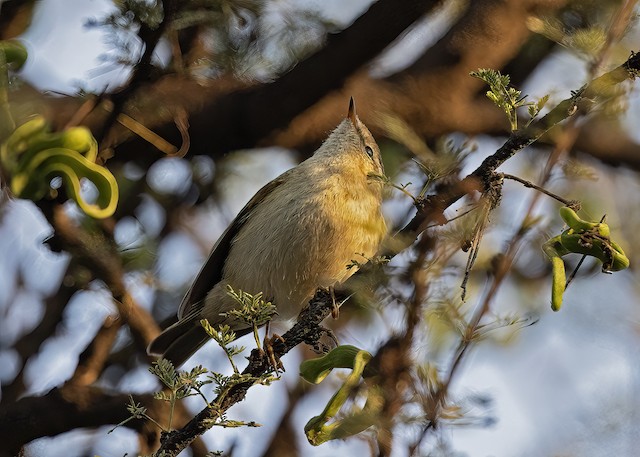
[0, 264, 77, 407]
[98, 0, 184, 147]
[0, 0, 36, 39]
[572, 120, 640, 168]
[49, 205, 160, 350]
[270, 0, 566, 150]
[0, 385, 155, 456]
[68, 314, 123, 386]
[27, 0, 441, 161]
[109, 0, 564, 161]
[375, 233, 437, 455]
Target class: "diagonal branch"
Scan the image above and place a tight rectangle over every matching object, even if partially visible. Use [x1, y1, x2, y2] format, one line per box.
[400, 50, 640, 239]
[152, 48, 640, 457]
[155, 291, 335, 456]
[49, 205, 161, 350]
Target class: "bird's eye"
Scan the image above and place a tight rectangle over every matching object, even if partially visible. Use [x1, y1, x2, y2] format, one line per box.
[365, 146, 374, 159]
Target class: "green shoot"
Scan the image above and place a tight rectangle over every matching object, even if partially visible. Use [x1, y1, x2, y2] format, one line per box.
[470, 68, 549, 131]
[201, 319, 245, 374]
[223, 285, 277, 351]
[107, 395, 165, 434]
[149, 359, 212, 430]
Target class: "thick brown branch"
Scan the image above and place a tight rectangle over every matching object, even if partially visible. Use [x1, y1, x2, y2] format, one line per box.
[0, 0, 36, 39]
[0, 385, 154, 456]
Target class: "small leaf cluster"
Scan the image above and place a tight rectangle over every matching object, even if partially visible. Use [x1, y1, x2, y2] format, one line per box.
[107, 396, 165, 434]
[223, 285, 278, 352]
[223, 285, 277, 328]
[470, 68, 549, 131]
[201, 319, 245, 374]
[149, 358, 213, 429]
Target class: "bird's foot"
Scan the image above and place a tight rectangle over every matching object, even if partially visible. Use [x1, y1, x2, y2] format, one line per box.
[263, 332, 285, 374]
[329, 287, 339, 319]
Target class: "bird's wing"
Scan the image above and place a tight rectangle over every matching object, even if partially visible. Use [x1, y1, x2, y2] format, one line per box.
[177, 172, 289, 320]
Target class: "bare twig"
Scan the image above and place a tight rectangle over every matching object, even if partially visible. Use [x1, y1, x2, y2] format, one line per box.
[501, 173, 574, 206]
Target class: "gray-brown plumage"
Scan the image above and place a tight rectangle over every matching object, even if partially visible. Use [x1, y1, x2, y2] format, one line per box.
[147, 99, 387, 367]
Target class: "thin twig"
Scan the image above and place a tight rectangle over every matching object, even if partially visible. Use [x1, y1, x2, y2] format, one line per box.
[154, 292, 334, 456]
[501, 173, 574, 206]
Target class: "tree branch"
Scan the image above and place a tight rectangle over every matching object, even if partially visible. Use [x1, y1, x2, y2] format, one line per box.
[400, 50, 640, 240]
[154, 290, 334, 455]
[49, 206, 161, 350]
[0, 385, 154, 456]
[0, 264, 77, 407]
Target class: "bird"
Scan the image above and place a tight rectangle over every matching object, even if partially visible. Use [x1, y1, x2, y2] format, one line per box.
[147, 98, 387, 367]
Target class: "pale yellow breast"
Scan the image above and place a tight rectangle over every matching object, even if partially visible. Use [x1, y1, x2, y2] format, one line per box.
[214, 162, 386, 322]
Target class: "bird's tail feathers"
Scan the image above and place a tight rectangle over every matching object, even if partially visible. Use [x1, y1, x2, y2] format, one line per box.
[148, 316, 252, 368]
[147, 316, 210, 368]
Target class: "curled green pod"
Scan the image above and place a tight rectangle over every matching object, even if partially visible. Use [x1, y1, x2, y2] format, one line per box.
[59, 127, 97, 158]
[11, 147, 118, 219]
[559, 232, 603, 259]
[303, 346, 374, 446]
[300, 345, 366, 384]
[608, 240, 630, 271]
[559, 232, 628, 272]
[545, 206, 630, 311]
[1, 116, 48, 172]
[559, 206, 596, 231]
[13, 127, 97, 175]
[40, 157, 118, 219]
[560, 206, 611, 238]
[3, 118, 118, 218]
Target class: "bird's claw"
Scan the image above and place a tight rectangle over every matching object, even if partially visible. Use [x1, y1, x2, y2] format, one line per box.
[263, 332, 285, 374]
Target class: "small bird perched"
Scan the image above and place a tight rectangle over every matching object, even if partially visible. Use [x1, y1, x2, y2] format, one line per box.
[148, 99, 387, 367]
